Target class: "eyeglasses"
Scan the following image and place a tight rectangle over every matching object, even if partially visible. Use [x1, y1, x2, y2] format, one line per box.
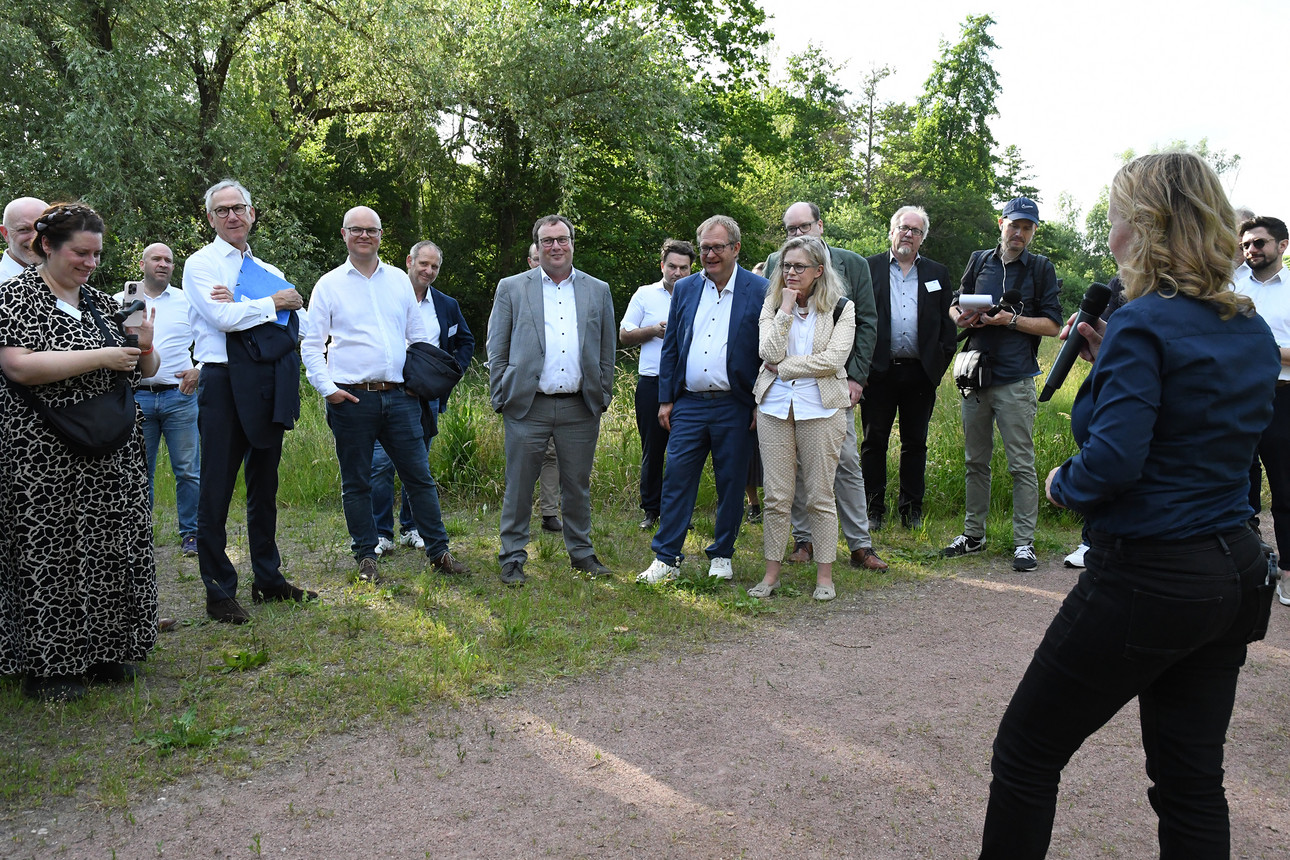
[539, 235, 572, 248]
[699, 241, 736, 255]
[1241, 237, 1274, 251]
[784, 221, 818, 236]
[896, 225, 925, 237]
[781, 262, 816, 275]
[344, 226, 383, 237]
[212, 204, 249, 219]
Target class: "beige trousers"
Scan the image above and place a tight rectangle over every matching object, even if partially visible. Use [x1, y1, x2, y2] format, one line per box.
[757, 407, 848, 563]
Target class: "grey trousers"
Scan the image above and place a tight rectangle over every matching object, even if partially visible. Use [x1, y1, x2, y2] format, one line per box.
[961, 378, 1039, 545]
[539, 438, 561, 516]
[499, 394, 600, 565]
[791, 406, 872, 551]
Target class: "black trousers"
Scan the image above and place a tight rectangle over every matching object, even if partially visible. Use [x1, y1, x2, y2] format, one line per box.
[196, 365, 288, 602]
[860, 360, 938, 517]
[1248, 384, 1290, 569]
[634, 375, 669, 515]
[980, 528, 1275, 859]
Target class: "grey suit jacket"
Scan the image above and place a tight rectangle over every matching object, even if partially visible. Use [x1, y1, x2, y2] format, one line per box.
[486, 266, 616, 419]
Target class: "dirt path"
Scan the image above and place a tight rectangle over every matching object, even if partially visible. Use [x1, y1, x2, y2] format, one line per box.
[8, 561, 1290, 858]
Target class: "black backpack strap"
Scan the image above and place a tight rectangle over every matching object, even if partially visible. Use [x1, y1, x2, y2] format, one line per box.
[832, 296, 849, 324]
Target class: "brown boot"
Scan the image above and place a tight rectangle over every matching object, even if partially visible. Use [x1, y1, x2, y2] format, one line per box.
[850, 547, 889, 570]
[787, 540, 814, 563]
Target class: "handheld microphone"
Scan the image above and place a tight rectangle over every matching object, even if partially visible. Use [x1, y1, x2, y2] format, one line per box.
[987, 289, 1023, 316]
[1038, 282, 1113, 402]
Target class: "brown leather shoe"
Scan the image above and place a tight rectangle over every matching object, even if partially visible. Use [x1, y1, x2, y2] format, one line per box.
[252, 582, 319, 604]
[431, 551, 470, 576]
[851, 547, 889, 571]
[357, 556, 381, 584]
[787, 540, 814, 563]
[207, 597, 250, 624]
[157, 617, 179, 633]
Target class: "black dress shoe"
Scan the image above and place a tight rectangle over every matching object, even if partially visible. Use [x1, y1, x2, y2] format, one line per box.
[869, 511, 885, 531]
[22, 674, 87, 702]
[207, 597, 250, 624]
[541, 515, 563, 533]
[252, 582, 319, 604]
[500, 561, 527, 586]
[639, 513, 659, 531]
[900, 508, 923, 530]
[571, 554, 612, 578]
[87, 662, 139, 685]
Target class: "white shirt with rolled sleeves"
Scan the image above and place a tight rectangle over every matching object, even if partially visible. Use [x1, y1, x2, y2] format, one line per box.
[619, 280, 672, 376]
[183, 236, 285, 364]
[684, 273, 735, 393]
[300, 259, 430, 399]
[538, 269, 582, 395]
[113, 285, 195, 386]
[1234, 262, 1290, 382]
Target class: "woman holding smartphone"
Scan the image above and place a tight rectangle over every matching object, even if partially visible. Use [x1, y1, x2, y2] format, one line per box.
[748, 236, 855, 602]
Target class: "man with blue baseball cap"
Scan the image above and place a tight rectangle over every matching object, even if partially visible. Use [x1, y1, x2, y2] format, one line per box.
[942, 197, 1062, 571]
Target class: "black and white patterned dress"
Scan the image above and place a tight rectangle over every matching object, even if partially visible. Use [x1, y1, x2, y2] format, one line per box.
[0, 267, 157, 678]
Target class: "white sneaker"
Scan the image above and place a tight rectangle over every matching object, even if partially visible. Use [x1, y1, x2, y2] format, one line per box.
[708, 557, 733, 579]
[1064, 543, 1089, 568]
[375, 536, 396, 556]
[399, 530, 425, 550]
[636, 559, 679, 584]
[1277, 576, 1290, 607]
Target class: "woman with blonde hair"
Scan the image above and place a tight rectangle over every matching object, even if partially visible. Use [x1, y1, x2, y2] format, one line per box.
[979, 152, 1281, 857]
[748, 236, 854, 601]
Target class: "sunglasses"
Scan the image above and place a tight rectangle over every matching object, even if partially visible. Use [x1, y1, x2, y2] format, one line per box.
[1241, 238, 1275, 251]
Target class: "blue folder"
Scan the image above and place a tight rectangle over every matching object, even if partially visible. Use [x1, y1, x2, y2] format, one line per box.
[235, 256, 293, 326]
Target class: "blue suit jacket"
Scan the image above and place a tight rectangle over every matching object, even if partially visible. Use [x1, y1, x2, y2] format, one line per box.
[658, 265, 768, 409]
[428, 287, 474, 411]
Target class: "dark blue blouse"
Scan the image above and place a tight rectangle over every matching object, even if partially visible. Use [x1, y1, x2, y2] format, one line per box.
[1050, 291, 1279, 539]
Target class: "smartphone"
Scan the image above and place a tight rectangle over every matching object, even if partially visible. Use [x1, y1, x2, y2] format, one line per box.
[121, 281, 146, 327]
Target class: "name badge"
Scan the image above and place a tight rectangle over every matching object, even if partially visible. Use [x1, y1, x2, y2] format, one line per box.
[925, 280, 942, 293]
[448, 324, 458, 336]
[55, 299, 83, 320]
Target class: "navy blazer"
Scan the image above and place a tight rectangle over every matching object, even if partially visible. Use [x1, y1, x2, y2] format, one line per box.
[658, 265, 768, 409]
[428, 287, 474, 411]
[866, 252, 956, 385]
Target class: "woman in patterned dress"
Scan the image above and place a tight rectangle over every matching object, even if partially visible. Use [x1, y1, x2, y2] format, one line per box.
[0, 203, 159, 702]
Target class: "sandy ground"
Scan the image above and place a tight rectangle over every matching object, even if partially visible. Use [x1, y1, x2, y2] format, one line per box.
[6, 560, 1290, 859]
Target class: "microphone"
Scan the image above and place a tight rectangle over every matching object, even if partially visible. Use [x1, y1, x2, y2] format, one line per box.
[1038, 282, 1113, 402]
[987, 289, 1023, 316]
[112, 299, 147, 326]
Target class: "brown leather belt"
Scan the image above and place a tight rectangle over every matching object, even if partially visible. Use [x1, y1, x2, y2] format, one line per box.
[340, 381, 399, 392]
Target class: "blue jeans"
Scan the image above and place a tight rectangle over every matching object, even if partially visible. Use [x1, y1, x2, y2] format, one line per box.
[326, 388, 449, 560]
[371, 401, 438, 539]
[980, 527, 1275, 859]
[137, 387, 200, 537]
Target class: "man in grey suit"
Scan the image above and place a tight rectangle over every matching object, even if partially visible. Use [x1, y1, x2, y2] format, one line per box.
[487, 214, 616, 586]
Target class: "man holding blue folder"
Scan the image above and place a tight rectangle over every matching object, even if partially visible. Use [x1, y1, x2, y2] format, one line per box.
[185, 179, 317, 624]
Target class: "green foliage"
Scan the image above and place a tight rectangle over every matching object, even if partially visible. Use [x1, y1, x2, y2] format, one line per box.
[135, 708, 247, 758]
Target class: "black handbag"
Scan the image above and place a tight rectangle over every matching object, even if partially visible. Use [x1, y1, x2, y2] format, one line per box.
[6, 296, 137, 458]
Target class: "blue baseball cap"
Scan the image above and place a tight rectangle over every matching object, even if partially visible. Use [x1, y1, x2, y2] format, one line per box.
[1001, 197, 1041, 223]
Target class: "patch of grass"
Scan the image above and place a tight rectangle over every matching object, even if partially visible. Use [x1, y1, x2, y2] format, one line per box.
[135, 708, 247, 758]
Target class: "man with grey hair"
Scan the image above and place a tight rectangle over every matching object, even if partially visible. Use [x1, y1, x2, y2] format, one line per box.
[0, 196, 48, 280]
[763, 201, 886, 570]
[862, 206, 955, 530]
[638, 215, 768, 584]
[488, 214, 616, 586]
[185, 179, 313, 624]
[303, 208, 469, 585]
[368, 239, 474, 551]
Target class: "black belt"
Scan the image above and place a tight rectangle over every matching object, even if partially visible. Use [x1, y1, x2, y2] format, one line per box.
[540, 390, 581, 399]
[1087, 528, 1254, 553]
[889, 357, 920, 366]
[686, 389, 732, 400]
[137, 383, 179, 392]
[340, 381, 400, 392]
[1278, 380, 1290, 388]
[204, 362, 227, 367]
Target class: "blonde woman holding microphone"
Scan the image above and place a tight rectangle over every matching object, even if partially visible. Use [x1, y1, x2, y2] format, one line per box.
[749, 236, 855, 601]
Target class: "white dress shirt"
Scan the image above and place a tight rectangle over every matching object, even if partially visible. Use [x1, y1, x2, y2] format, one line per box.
[538, 268, 582, 394]
[115, 285, 195, 385]
[417, 292, 442, 346]
[182, 236, 284, 364]
[759, 308, 835, 420]
[620, 280, 673, 376]
[684, 274, 735, 393]
[301, 259, 429, 398]
[1234, 262, 1290, 381]
[0, 250, 24, 282]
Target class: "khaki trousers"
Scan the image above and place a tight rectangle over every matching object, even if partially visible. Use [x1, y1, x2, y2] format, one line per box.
[757, 407, 848, 563]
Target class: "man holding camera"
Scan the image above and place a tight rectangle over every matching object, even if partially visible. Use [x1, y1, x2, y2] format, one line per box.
[943, 197, 1061, 571]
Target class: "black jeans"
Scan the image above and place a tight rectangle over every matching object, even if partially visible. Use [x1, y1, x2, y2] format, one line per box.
[860, 360, 937, 518]
[634, 375, 668, 516]
[980, 527, 1275, 859]
[1248, 384, 1290, 569]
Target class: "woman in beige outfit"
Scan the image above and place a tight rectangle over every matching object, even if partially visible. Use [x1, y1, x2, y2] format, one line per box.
[749, 236, 856, 601]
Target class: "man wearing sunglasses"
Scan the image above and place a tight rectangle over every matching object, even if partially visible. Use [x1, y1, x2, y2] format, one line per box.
[1234, 215, 1290, 606]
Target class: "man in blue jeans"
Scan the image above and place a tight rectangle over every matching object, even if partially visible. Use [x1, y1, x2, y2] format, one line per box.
[120, 243, 201, 556]
[369, 240, 474, 551]
[301, 207, 469, 584]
